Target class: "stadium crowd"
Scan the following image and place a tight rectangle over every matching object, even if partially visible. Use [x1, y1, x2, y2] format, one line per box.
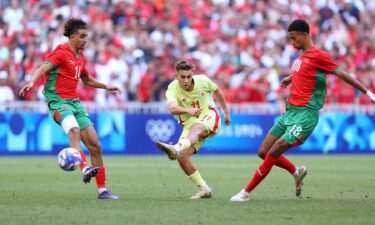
[0, 0, 374, 105]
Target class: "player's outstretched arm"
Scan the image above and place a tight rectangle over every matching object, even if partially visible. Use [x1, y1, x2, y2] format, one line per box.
[213, 88, 231, 126]
[335, 70, 375, 102]
[19, 63, 52, 96]
[81, 75, 122, 95]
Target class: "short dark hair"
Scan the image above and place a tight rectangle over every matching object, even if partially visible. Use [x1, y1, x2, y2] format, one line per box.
[63, 18, 87, 38]
[175, 60, 194, 72]
[287, 19, 310, 34]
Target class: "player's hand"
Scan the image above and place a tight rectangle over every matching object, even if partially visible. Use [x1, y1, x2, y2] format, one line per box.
[105, 85, 123, 95]
[280, 76, 292, 88]
[224, 113, 231, 126]
[187, 108, 201, 117]
[19, 81, 35, 97]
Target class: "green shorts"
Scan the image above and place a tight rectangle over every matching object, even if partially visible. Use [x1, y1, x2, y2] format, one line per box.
[270, 104, 319, 146]
[47, 99, 92, 130]
[180, 107, 221, 151]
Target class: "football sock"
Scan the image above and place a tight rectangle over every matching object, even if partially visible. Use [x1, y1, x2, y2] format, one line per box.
[81, 166, 89, 174]
[95, 166, 106, 188]
[174, 138, 191, 152]
[244, 154, 277, 193]
[189, 170, 206, 187]
[78, 150, 88, 171]
[274, 155, 296, 174]
[98, 188, 107, 194]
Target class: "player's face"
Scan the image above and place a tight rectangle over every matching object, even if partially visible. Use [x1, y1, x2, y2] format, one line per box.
[288, 31, 307, 50]
[70, 29, 88, 51]
[176, 69, 194, 91]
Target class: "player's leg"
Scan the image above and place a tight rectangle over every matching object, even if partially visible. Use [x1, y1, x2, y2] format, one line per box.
[64, 118, 89, 172]
[177, 122, 210, 151]
[49, 101, 89, 172]
[80, 125, 102, 167]
[231, 138, 292, 202]
[155, 122, 207, 160]
[177, 144, 212, 199]
[259, 111, 306, 195]
[279, 107, 319, 196]
[231, 108, 318, 201]
[258, 132, 297, 175]
[175, 108, 219, 152]
[75, 101, 118, 200]
[80, 125, 119, 200]
[246, 138, 291, 192]
[156, 108, 219, 159]
[156, 122, 209, 159]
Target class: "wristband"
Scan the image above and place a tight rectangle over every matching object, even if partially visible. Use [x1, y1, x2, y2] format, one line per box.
[366, 90, 375, 101]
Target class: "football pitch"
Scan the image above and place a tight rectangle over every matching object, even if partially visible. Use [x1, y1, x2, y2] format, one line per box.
[0, 155, 374, 225]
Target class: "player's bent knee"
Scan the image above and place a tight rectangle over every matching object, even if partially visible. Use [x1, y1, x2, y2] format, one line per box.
[88, 141, 102, 152]
[257, 151, 266, 159]
[62, 115, 80, 135]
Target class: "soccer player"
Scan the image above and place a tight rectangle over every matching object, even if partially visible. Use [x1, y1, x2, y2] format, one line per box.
[19, 18, 121, 200]
[156, 60, 231, 199]
[230, 19, 375, 202]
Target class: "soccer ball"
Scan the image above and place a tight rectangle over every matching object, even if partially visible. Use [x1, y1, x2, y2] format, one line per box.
[57, 148, 82, 171]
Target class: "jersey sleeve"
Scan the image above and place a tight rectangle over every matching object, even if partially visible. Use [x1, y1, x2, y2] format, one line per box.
[165, 89, 177, 103]
[317, 51, 341, 74]
[81, 59, 89, 77]
[45, 48, 64, 68]
[201, 75, 218, 92]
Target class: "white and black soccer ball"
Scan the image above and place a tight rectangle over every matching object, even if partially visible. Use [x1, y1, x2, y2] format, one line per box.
[57, 148, 82, 171]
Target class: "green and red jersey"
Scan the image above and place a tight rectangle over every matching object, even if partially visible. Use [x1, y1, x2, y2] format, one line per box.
[288, 47, 341, 110]
[43, 44, 89, 100]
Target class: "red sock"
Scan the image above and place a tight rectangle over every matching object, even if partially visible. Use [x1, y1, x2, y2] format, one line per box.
[78, 150, 88, 171]
[96, 166, 106, 188]
[245, 154, 277, 193]
[274, 155, 296, 174]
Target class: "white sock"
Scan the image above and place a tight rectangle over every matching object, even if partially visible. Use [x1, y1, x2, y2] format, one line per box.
[98, 188, 107, 194]
[200, 183, 210, 190]
[293, 167, 300, 176]
[82, 166, 89, 174]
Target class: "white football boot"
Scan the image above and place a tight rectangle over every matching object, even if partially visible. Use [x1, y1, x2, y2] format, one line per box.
[294, 166, 308, 197]
[230, 189, 250, 202]
[190, 184, 212, 199]
[155, 141, 177, 160]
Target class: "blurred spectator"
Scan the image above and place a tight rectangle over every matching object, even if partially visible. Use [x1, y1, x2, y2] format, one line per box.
[248, 68, 271, 102]
[339, 0, 360, 27]
[0, 70, 14, 102]
[0, 0, 373, 105]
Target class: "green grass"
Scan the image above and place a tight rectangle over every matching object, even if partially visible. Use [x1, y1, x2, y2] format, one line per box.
[0, 155, 374, 225]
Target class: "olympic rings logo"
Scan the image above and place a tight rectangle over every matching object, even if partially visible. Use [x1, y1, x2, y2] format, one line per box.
[145, 119, 176, 142]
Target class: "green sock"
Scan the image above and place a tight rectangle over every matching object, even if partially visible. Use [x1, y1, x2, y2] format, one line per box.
[189, 170, 206, 187]
[174, 138, 191, 152]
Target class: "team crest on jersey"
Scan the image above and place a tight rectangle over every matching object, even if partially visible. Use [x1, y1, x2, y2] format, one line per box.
[181, 98, 187, 102]
[62, 107, 69, 111]
[200, 92, 205, 96]
[303, 58, 309, 63]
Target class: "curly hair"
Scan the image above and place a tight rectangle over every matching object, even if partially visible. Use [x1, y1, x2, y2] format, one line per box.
[175, 60, 194, 72]
[63, 18, 87, 38]
[288, 19, 310, 34]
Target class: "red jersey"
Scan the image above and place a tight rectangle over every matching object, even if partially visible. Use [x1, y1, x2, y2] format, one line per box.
[288, 47, 341, 110]
[43, 44, 89, 100]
